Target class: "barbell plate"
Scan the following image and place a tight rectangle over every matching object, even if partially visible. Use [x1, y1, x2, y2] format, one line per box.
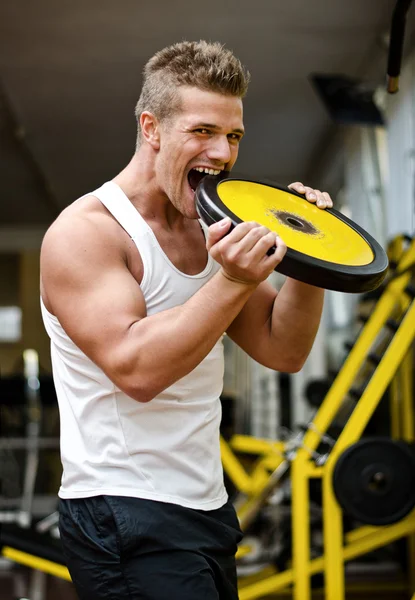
[332, 437, 415, 526]
[218, 180, 372, 266]
[195, 173, 389, 293]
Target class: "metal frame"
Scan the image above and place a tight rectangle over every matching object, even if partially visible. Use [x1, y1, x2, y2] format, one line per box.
[224, 236, 415, 599]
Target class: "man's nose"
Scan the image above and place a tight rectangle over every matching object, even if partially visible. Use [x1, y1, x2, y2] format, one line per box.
[206, 135, 232, 164]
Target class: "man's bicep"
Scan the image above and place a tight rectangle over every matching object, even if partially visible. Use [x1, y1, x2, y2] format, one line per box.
[41, 220, 147, 370]
[226, 282, 278, 363]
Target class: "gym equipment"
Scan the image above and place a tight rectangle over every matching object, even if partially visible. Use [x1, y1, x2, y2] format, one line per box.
[195, 172, 388, 293]
[221, 236, 415, 600]
[333, 437, 415, 526]
[0, 351, 60, 526]
[0, 350, 63, 599]
[0, 350, 43, 528]
[1, 522, 70, 581]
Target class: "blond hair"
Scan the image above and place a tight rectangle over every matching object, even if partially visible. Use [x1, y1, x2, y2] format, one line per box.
[134, 40, 250, 148]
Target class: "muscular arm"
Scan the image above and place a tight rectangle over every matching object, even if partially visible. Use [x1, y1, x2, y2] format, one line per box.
[227, 278, 324, 372]
[41, 214, 282, 403]
[224, 181, 331, 372]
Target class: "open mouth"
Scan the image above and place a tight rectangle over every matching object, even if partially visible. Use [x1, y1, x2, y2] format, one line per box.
[188, 167, 221, 192]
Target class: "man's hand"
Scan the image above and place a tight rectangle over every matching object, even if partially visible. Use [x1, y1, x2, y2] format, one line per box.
[288, 182, 333, 210]
[206, 218, 287, 285]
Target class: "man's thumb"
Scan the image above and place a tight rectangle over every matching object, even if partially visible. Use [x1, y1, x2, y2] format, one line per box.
[206, 217, 232, 249]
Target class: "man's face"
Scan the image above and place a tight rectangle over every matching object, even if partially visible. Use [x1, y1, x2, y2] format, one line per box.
[156, 86, 244, 219]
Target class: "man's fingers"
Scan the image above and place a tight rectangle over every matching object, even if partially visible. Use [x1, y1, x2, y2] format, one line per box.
[209, 221, 264, 250]
[272, 235, 287, 262]
[303, 186, 317, 203]
[314, 190, 325, 208]
[238, 225, 275, 254]
[208, 217, 288, 283]
[246, 229, 278, 258]
[288, 181, 305, 194]
[206, 218, 232, 250]
[289, 182, 334, 210]
[323, 191, 333, 208]
[262, 235, 287, 269]
[288, 182, 317, 203]
[314, 190, 333, 209]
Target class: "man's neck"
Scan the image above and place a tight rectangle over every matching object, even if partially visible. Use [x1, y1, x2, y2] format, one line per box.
[112, 151, 185, 230]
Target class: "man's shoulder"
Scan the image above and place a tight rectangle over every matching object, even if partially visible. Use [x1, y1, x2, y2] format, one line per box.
[57, 191, 106, 223]
[46, 192, 115, 240]
[41, 191, 123, 262]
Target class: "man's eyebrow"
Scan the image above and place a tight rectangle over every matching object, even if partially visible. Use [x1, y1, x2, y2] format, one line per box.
[193, 123, 245, 135]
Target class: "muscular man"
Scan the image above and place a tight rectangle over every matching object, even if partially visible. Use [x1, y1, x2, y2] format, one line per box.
[40, 40, 332, 599]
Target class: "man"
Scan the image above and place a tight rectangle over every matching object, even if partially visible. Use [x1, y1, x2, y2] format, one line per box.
[40, 40, 332, 599]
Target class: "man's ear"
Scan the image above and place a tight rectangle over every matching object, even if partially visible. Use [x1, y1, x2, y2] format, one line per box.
[140, 112, 160, 150]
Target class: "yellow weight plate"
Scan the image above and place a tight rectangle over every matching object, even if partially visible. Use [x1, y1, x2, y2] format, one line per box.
[217, 180, 373, 266]
[195, 172, 389, 293]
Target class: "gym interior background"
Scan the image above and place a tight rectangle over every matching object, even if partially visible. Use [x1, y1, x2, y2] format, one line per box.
[1, 1, 415, 598]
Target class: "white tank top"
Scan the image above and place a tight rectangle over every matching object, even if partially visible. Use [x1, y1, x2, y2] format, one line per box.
[41, 181, 227, 510]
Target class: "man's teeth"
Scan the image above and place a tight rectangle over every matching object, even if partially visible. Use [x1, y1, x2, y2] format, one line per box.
[194, 167, 221, 176]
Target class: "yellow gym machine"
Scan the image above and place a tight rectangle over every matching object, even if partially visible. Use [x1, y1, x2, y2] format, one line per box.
[220, 236, 415, 599]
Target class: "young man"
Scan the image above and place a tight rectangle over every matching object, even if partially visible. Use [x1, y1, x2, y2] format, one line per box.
[40, 40, 332, 599]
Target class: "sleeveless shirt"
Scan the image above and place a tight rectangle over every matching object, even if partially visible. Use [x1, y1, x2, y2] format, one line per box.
[41, 181, 227, 510]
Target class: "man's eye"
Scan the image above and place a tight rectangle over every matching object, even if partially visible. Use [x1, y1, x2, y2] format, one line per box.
[228, 134, 242, 142]
[195, 128, 210, 135]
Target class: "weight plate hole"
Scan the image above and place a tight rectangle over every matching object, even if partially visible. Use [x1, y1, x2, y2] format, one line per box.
[286, 217, 304, 228]
[367, 471, 389, 493]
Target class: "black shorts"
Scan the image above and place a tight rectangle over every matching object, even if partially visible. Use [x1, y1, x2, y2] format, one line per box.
[59, 495, 243, 600]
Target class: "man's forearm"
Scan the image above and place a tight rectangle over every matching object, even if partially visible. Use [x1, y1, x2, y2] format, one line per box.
[270, 278, 324, 371]
[117, 270, 257, 401]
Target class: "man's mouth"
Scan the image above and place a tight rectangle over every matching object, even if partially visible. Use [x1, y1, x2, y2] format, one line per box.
[188, 167, 222, 192]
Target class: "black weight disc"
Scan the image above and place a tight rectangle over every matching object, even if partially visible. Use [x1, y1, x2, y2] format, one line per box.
[332, 438, 415, 526]
[195, 172, 389, 293]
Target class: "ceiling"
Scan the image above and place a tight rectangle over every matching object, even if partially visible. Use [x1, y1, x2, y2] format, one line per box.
[0, 0, 414, 230]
